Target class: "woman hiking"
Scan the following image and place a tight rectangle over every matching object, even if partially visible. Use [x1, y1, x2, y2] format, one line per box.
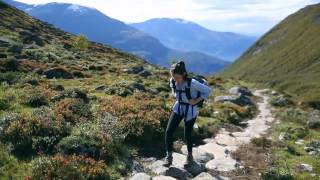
[164, 61, 212, 167]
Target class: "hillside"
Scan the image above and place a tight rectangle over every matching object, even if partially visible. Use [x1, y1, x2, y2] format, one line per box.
[4, 0, 230, 75]
[131, 18, 257, 61]
[220, 3, 320, 107]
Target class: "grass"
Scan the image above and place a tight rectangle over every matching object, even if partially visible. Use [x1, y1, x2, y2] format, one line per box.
[220, 3, 320, 107]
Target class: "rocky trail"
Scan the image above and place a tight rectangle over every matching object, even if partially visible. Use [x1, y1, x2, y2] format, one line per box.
[129, 89, 275, 180]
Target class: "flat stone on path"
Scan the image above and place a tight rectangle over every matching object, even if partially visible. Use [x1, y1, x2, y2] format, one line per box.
[152, 175, 176, 180]
[181, 145, 214, 163]
[206, 157, 239, 172]
[129, 173, 151, 180]
[192, 172, 216, 180]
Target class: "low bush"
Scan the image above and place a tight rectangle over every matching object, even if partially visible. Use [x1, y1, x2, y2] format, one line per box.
[101, 93, 170, 144]
[55, 98, 92, 124]
[28, 154, 110, 180]
[0, 144, 25, 179]
[22, 92, 48, 107]
[216, 102, 254, 124]
[261, 166, 293, 180]
[0, 108, 70, 155]
[0, 98, 10, 110]
[57, 118, 126, 161]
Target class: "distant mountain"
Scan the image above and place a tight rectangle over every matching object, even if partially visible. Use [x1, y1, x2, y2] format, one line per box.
[4, 0, 229, 75]
[220, 3, 320, 106]
[131, 18, 257, 61]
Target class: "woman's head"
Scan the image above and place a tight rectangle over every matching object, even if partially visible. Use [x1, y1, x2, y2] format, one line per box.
[170, 61, 187, 83]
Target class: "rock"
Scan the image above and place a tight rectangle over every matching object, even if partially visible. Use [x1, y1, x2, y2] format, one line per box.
[0, 53, 7, 58]
[33, 68, 43, 75]
[8, 44, 23, 54]
[51, 84, 65, 91]
[229, 86, 252, 96]
[307, 110, 320, 129]
[181, 145, 214, 163]
[153, 175, 176, 180]
[192, 172, 216, 180]
[279, 132, 290, 141]
[304, 140, 320, 155]
[295, 139, 304, 145]
[153, 176, 176, 180]
[270, 96, 289, 107]
[139, 70, 152, 77]
[214, 95, 253, 106]
[43, 67, 73, 79]
[165, 166, 192, 180]
[205, 157, 240, 172]
[95, 85, 107, 91]
[297, 163, 313, 172]
[149, 160, 169, 175]
[271, 90, 278, 95]
[72, 71, 85, 78]
[129, 173, 151, 180]
[124, 66, 144, 74]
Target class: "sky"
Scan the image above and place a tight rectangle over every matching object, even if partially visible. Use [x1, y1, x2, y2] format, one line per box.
[16, 0, 320, 36]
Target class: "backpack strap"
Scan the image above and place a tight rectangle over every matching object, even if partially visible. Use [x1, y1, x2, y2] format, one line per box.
[185, 77, 192, 100]
[170, 78, 176, 94]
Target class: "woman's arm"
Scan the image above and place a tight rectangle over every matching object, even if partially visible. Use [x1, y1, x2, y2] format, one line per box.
[169, 77, 176, 98]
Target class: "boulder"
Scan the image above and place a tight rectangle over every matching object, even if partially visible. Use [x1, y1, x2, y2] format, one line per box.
[129, 173, 151, 180]
[270, 96, 289, 107]
[307, 110, 320, 129]
[304, 140, 320, 155]
[0, 53, 7, 58]
[214, 95, 253, 106]
[297, 163, 313, 172]
[95, 85, 107, 91]
[139, 70, 152, 77]
[205, 157, 240, 172]
[43, 67, 73, 79]
[124, 66, 144, 74]
[181, 145, 214, 163]
[229, 86, 252, 96]
[8, 44, 23, 54]
[165, 166, 193, 180]
[192, 172, 216, 180]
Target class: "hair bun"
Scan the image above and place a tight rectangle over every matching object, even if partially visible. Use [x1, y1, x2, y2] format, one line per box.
[177, 61, 185, 67]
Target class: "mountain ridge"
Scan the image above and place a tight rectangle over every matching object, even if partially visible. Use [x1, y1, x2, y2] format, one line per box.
[131, 18, 257, 61]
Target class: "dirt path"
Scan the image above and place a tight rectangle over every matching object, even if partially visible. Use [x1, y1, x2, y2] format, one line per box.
[130, 89, 275, 180]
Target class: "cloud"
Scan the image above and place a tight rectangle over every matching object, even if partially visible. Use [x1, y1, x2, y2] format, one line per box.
[16, 0, 320, 35]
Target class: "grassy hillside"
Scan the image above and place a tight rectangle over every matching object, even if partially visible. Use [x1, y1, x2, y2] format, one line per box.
[220, 3, 320, 108]
[0, 2, 257, 179]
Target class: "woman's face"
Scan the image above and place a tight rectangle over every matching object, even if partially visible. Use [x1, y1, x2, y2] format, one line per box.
[172, 73, 185, 84]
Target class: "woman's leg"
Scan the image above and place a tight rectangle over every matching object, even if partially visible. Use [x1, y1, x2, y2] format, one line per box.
[184, 117, 196, 153]
[165, 112, 183, 153]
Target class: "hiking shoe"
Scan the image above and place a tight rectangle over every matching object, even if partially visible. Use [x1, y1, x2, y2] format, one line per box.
[184, 154, 194, 168]
[163, 155, 173, 167]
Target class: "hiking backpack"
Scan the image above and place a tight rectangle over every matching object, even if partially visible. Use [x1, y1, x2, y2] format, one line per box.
[170, 75, 209, 108]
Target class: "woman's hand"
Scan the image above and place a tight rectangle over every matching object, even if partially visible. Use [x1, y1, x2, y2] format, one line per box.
[188, 97, 204, 105]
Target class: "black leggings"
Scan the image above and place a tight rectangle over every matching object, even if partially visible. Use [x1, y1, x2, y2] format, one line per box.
[165, 112, 196, 153]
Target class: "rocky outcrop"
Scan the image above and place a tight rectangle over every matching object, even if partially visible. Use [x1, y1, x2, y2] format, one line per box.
[229, 86, 252, 96]
[43, 67, 73, 79]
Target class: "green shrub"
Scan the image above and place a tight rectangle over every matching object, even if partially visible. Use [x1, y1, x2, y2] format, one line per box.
[102, 93, 170, 144]
[57, 120, 119, 160]
[29, 154, 110, 180]
[55, 98, 92, 124]
[261, 167, 293, 180]
[0, 108, 71, 155]
[0, 144, 25, 179]
[0, 98, 10, 110]
[22, 93, 48, 107]
[72, 34, 89, 51]
[0, 72, 22, 84]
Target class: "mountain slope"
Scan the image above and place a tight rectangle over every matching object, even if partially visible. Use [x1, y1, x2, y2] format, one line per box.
[220, 3, 320, 106]
[131, 18, 257, 61]
[4, 0, 229, 75]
